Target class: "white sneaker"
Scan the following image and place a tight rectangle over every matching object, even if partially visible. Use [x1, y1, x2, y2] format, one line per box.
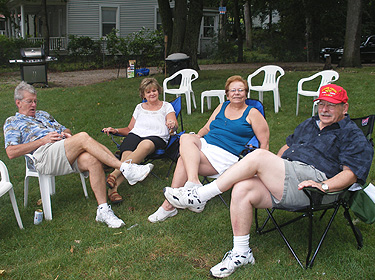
[96, 205, 125, 228]
[148, 206, 178, 223]
[210, 249, 255, 278]
[163, 185, 206, 213]
[120, 160, 154, 185]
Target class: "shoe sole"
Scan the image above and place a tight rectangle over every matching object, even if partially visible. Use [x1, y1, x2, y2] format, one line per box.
[95, 218, 125, 228]
[128, 164, 154, 185]
[163, 187, 205, 212]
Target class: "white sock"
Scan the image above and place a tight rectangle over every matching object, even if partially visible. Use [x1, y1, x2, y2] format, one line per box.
[98, 203, 109, 210]
[197, 180, 222, 202]
[233, 234, 250, 255]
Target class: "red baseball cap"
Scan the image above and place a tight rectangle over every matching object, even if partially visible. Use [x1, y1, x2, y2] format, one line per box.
[313, 84, 348, 104]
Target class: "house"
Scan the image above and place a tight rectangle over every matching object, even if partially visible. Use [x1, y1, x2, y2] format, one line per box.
[4, 0, 219, 54]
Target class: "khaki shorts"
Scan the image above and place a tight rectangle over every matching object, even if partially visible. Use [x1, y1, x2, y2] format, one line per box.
[33, 140, 81, 176]
[271, 160, 339, 210]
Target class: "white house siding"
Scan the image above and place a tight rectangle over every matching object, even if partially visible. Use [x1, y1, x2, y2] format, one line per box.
[67, 0, 158, 39]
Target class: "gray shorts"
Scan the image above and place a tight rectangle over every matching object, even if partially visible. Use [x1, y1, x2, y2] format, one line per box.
[271, 160, 339, 210]
[33, 140, 81, 176]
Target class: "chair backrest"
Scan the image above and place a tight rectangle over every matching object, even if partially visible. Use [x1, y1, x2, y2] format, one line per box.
[0, 160, 11, 196]
[244, 99, 265, 149]
[351, 115, 375, 147]
[298, 70, 339, 94]
[164, 69, 199, 91]
[248, 65, 285, 87]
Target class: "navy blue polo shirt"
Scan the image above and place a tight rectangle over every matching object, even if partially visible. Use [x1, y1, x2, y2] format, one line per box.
[282, 114, 374, 185]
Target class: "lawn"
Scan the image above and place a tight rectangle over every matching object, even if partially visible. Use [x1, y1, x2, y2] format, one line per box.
[0, 66, 374, 279]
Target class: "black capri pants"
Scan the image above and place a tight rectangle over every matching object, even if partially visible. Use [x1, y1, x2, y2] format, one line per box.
[119, 132, 167, 156]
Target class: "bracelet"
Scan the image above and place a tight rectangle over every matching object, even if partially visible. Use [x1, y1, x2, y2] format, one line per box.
[115, 129, 119, 134]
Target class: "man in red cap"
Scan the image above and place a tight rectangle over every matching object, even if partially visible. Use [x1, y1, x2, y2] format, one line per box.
[163, 84, 374, 278]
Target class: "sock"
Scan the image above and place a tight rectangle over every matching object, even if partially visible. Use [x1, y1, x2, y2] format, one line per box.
[197, 180, 222, 202]
[98, 203, 108, 210]
[233, 234, 250, 255]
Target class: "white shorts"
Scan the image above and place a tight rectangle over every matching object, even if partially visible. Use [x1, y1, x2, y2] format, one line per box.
[200, 138, 238, 175]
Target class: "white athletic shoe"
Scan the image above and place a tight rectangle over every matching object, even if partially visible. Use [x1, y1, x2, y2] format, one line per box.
[163, 185, 206, 213]
[147, 206, 178, 223]
[120, 160, 154, 185]
[210, 249, 255, 278]
[96, 205, 125, 228]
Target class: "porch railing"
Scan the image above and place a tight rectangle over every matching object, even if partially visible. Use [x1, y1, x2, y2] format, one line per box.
[27, 37, 67, 51]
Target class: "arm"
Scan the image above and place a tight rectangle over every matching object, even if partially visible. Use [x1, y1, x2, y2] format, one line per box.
[102, 117, 135, 136]
[197, 104, 223, 137]
[298, 166, 357, 193]
[248, 108, 269, 150]
[277, 144, 289, 157]
[6, 131, 66, 159]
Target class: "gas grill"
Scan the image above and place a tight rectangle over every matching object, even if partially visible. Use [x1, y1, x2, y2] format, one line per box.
[9, 48, 57, 86]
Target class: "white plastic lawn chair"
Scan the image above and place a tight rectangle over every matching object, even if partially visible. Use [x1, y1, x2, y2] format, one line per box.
[163, 69, 199, 115]
[247, 65, 285, 113]
[296, 70, 339, 116]
[24, 154, 88, 221]
[0, 160, 24, 229]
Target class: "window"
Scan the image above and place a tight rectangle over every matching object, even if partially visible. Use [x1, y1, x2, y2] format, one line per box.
[101, 7, 118, 37]
[203, 15, 215, 38]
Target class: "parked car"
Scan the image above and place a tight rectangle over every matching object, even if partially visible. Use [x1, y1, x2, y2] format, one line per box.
[320, 35, 375, 63]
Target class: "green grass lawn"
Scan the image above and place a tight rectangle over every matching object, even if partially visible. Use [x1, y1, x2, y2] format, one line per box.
[0, 66, 374, 279]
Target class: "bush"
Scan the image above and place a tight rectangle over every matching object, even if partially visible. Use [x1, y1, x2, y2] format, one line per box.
[67, 35, 103, 68]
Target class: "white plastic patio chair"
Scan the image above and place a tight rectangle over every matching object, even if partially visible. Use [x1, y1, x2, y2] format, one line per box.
[24, 154, 88, 221]
[247, 65, 285, 113]
[296, 70, 339, 116]
[163, 69, 199, 115]
[0, 160, 24, 229]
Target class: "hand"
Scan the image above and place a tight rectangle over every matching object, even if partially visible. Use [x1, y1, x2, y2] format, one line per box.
[298, 180, 324, 192]
[43, 131, 64, 144]
[102, 127, 117, 135]
[61, 132, 72, 139]
[166, 120, 175, 130]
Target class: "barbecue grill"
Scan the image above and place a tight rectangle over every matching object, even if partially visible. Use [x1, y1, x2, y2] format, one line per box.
[9, 48, 57, 86]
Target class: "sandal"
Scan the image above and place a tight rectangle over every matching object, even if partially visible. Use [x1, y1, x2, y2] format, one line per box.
[106, 174, 117, 189]
[108, 191, 123, 204]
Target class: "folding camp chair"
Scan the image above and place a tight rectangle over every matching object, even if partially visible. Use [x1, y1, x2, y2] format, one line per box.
[201, 99, 266, 207]
[254, 114, 375, 269]
[108, 96, 185, 178]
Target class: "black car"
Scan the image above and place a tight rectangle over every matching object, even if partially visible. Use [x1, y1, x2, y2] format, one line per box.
[320, 35, 375, 63]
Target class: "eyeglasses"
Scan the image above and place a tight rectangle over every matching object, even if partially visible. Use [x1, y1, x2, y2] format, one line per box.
[318, 101, 342, 110]
[21, 99, 38, 105]
[229, 88, 245, 93]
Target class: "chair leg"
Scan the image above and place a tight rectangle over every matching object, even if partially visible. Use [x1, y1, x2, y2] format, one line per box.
[38, 174, 53, 220]
[201, 95, 205, 114]
[185, 93, 191, 115]
[191, 91, 197, 109]
[259, 91, 263, 103]
[207, 96, 212, 110]
[296, 94, 300, 116]
[9, 188, 24, 229]
[80, 173, 89, 198]
[343, 206, 363, 249]
[24, 176, 30, 207]
[273, 90, 279, 113]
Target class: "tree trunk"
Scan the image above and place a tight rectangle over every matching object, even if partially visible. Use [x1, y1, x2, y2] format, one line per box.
[170, 0, 187, 54]
[244, 0, 253, 50]
[233, 0, 243, 62]
[182, 0, 203, 70]
[41, 0, 49, 56]
[339, 0, 363, 67]
[157, 0, 174, 55]
[219, 0, 228, 41]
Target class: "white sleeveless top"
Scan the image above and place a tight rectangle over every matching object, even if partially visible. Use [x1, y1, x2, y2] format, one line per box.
[130, 101, 175, 143]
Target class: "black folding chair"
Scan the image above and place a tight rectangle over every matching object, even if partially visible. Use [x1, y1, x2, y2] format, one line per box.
[255, 114, 375, 269]
[108, 96, 185, 178]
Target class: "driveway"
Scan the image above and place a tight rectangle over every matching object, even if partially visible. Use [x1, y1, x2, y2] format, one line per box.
[1, 62, 325, 88]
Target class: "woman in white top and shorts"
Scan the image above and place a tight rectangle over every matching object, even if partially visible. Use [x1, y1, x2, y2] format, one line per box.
[102, 78, 178, 204]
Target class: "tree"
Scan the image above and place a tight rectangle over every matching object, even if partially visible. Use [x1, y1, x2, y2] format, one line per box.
[233, 0, 243, 62]
[244, 0, 253, 50]
[158, 0, 203, 70]
[41, 0, 50, 56]
[339, 0, 363, 67]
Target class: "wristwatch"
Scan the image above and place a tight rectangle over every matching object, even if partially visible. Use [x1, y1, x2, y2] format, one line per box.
[321, 183, 329, 191]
